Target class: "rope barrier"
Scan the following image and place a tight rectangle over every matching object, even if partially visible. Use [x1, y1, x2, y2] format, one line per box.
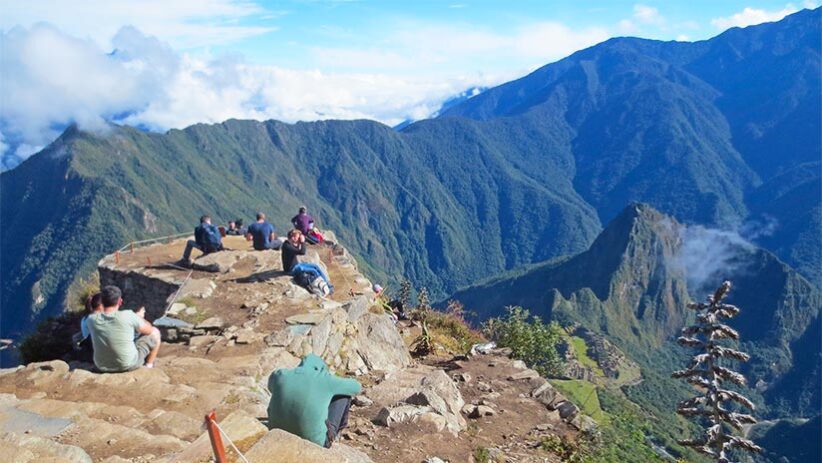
[161, 269, 194, 317]
[117, 231, 191, 253]
[213, 418, 251, 463]
[205, 410, 251, 463]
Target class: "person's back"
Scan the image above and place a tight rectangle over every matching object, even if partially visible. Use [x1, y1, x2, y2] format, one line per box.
[87, 309, 144, 372]
[247, 221, 275, 250]
[267, 354, 360, 446]
[291, 207, 314, 235]
[196, 222, 222, 252]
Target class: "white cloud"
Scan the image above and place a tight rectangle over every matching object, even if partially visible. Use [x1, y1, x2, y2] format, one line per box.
[711, 4, 801, 30]
[633, 4, 664, 25]
[0, 0, 276, 49]
[0, 24, 505, 168]
[311, 21, 609, 73]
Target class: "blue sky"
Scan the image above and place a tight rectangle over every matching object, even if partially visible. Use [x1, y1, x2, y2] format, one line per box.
[0, 1, 818, 168]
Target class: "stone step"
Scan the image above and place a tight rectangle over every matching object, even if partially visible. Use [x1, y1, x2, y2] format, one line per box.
[0, 431, 92, 463]
[55, 416, 187, 461]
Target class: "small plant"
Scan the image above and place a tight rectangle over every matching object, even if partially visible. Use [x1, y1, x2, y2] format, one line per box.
[473, 446, 491, 463]
[412, 286, 432, 321]
[483, 306, 564, 377]
[411, 319, 434, 357]
[672, 281, 762, 462]
[399, 279, 412, 310]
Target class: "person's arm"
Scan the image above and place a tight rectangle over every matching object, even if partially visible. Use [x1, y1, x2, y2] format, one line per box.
[297, 242, 307, 256]
[137, 319, 154, 336]
[326, 374, 362, 397]
[127, 311, 154, 336]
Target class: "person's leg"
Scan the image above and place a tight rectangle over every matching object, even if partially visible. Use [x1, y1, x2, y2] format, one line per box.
[145, 327, 161, 366]
[324, 395, 352, 448]
[182, 240, 202, 261]
[134, 328, 161, 368]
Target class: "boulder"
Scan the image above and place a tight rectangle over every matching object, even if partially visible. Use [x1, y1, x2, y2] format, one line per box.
[195, 317, 225, 331]
[508, 369, 540, 381]
[192, 252, 242, 273]
[469, 405, 496, 418]
[374, 405, 430, 427]
[244, 428, 373, 462]
[555, 401, 580, 421]
[355, 313, 412, 372]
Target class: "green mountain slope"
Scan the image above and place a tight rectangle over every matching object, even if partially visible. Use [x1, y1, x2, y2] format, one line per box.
[452, 204, 821, 418]
[443, 8, 821, 285]
[0, 118, 600, 346]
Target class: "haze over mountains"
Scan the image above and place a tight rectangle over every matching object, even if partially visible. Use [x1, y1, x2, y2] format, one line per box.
[1, 6, 819, 371]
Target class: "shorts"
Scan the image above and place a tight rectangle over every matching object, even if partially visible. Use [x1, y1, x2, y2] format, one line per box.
[132, 334, 159, 368]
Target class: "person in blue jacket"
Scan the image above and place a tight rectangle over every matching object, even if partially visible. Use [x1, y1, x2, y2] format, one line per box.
[267, 354, 361, 447]
[178, 215, 223, 266]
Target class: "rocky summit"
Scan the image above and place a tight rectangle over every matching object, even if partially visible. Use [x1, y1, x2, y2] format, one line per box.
[0, 234, 581, 462]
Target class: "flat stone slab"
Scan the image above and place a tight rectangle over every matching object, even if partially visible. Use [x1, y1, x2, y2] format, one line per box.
[153, 316, 193, 328]
[285, 312, 328, 325]
[0, 404, 73, 437]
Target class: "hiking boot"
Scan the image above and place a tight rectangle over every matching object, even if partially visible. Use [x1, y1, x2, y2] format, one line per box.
[174, 258, 192, 268]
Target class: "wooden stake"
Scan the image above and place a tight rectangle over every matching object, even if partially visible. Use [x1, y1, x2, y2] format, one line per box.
[205, 410, 227, 463]
[115, 251, 120, 265]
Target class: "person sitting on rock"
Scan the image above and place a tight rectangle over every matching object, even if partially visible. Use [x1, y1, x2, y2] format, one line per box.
[291, 206, 315, 235]
[179, 215, 223, 266]
[86, 285, 162, 372]
[246, 212, 283, 251]
[281, 229, 307, 272]
[267, 354, 361, 448]
[225, 220, 244, 236]
[72, 292, 103, 362]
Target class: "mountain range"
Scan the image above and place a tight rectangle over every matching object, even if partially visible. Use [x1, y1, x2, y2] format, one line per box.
[1, 6, 819, 371]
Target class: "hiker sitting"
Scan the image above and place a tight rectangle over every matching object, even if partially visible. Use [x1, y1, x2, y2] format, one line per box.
[246, 212, 283, 251]
[86, 285, 162, 372]
[73, 292, 103, 362]
[225, 220, 244, 236]
[267, 354, 361, 448]
[291, 206, 315, 235]
[282, 229, 307, 272]
[179, 215, 223, 265]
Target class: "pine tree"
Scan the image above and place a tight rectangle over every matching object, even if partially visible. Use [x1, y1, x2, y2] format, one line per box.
[672, 281, 762, 462]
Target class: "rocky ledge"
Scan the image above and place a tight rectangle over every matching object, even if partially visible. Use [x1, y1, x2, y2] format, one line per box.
[0, 234, 584, 462]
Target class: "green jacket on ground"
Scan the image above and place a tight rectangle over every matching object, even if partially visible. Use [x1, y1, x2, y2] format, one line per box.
[266, 354, 362, 446]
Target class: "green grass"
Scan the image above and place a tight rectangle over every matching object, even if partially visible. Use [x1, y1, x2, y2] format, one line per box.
[569, 336, 605, 377]
[551, 379, 608, 424]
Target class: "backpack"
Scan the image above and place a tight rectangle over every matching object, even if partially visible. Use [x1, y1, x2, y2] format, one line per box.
[308, 276, 331, 297]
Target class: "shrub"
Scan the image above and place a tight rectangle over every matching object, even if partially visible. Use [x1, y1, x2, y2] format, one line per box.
[482, 306, 564, 377]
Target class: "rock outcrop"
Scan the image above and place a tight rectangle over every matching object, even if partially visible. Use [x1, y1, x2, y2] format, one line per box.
[0, 233, 580, 462]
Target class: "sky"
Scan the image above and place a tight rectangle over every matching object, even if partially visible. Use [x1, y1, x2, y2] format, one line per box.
[0, 0, 818, 169]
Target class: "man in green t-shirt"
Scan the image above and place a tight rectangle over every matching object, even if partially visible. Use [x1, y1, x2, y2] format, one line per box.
[87, 286, 162, 372]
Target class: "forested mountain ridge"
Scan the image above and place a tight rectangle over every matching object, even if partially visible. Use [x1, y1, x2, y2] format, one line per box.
[442, 7, 821, 285]
[1, 8, 819, 365]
